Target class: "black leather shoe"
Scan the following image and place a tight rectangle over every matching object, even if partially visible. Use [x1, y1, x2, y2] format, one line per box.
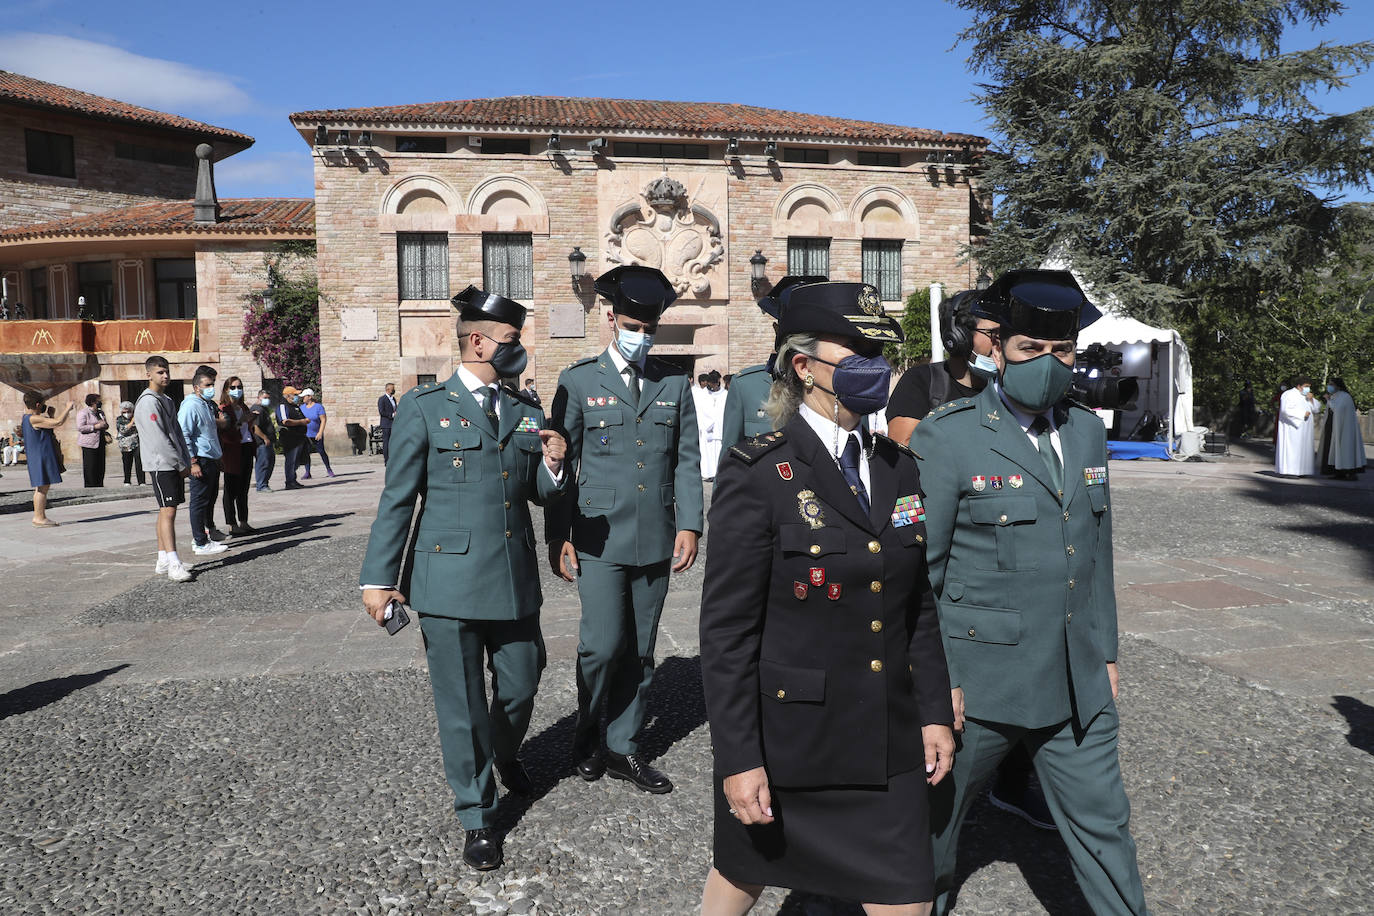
[574, 751, 606, 781]
[496, 758, 534, 795]
[462, 828, 503, 870]
[605, 751, 673, 794]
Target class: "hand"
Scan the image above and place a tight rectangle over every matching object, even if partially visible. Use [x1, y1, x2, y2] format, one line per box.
[672, 530, 699, 572]
[179, 466, 191, 479]
[190, 462, 203, 479]
[950, 687, 966, 733]
[1106, 661, 1119, 700]
[363, 588, 406, 625]
[722, 767, 773, 825]
[550, 540, 579, 582]
[922, 724, 955, 785]
[538, 428, 566, 472]
[314, 433, 323, 441]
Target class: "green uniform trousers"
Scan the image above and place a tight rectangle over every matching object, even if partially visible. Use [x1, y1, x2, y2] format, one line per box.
[419, 613, 546, 829]
[573, 556, 672, 756]
[930, 706, 1148, 915]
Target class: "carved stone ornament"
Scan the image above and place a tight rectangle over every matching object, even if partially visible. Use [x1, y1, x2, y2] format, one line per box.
[604, 175, 725, 297]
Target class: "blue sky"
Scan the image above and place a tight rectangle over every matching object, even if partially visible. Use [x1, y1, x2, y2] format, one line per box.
[3, 0, 1371, 201]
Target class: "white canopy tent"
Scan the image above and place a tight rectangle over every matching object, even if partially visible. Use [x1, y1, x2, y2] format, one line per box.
[1076, 310, 1194, 446]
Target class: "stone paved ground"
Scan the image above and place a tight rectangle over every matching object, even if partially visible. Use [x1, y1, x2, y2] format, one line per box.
[1, 450, 1371, 914]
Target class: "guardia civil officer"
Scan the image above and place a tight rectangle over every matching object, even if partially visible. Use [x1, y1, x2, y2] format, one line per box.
[546, 265, 704, 794]
[699, 281, 955, 915]
[911, 269, 1149, 914]
[360, 286, 568, 872]
[717, 275, 826, 469]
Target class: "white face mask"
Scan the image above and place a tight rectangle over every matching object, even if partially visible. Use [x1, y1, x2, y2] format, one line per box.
[969, 352, 998, 381]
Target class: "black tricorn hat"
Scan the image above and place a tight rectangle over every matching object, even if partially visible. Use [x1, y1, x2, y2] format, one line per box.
[451, 285, 527, 328]
[757, 274, 828, 319]
[974, 269, 1101, 339]
[778, 282, 903, 345]
[594, 265, 677, 321]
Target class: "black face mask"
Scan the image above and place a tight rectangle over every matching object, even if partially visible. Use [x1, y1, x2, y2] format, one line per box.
[479, 334, 529, 378]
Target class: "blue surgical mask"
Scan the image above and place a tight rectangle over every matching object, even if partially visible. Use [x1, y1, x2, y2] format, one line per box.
[229, 388, 243, 399]
[1327, 384, 1336, 394]
[260, 397, 271, 407]
[1000, 352, 1074, 413]
[811, 352, 893, 414]
[615, 327, 654, 363]
[201, 386, 217, 400]
[1302, 386, 1311, 396]
[969, 352, 998, 382]
[291, 396, 301, 404]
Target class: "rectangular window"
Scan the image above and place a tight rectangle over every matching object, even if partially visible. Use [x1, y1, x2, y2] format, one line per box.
[154, 259, 198, 320]
[397, 233, 450, 300]
[857, 150, 901, 167]
[862, 240, 903, 301]
[482, 233, 534, 300]
[28, 267, 48, 319]
[613, 141, 710, 160]
[783, 147, 829, 164]
[77, 261, 115, 320]
[395, 136, 448, 153]
[787, 238, 830, 276]
[115, 142, 192, 167]
[479, 137, 531, 155]
[416, 373, 437, 387]
[25, 129, 75, 178]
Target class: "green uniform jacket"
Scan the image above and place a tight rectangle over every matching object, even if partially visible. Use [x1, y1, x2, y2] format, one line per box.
[910, 384, 1118, 729]
[359, 374, 567, 620]
[546, 348, 704, 566]
[718, 363, 773, 472]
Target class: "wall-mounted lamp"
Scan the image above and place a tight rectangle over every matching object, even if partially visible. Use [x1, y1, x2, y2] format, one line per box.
[587, 137, 607, 156]
[763, 141, 778, 161]
[357, 130, 373, 147]
[750, 250, 768, 293]
[725, 138, 740, 158]
[314, 125, 328, 146]
[975, 269, 991, 291]
[336, 129, 351, 147]
[568, 246, 588, 287]
[547, 133, 562, 154]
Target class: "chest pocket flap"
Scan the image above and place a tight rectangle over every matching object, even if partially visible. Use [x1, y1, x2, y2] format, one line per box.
[1087, 485, 1108, 514]
[419, 528, 471, 555]
[780, 523, 845, 557]
[438, 427, 483, 450]
[969, 495, 1037, 526]
[759, 659, 825, 704]
[513, 431, 542, 453]
[584, 409, 622, 430]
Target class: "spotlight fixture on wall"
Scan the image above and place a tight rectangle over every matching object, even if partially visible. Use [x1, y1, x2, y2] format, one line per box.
[750, 250, 769, 294]
[725, 138, 740, 158]
[763, 141, 778, 161]
[587, 137, 607, 156]
[314, 125, 328, 146]
[357, 130, 373, 147]
[547, 133, 562, 153]
[568, 246, 588, 287]
[336, 129, 351, 147]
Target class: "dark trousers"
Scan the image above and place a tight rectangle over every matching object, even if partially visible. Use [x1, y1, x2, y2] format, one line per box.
[81, 445, 106, 488]
[188, 457, 221, 546]
[120, 449, 145, 485]
[222, 443, 254, 526]
[281, 442, 304, 487]
[301, 437, 333, 475]
[381, 426, 392, 464]
[255, 442, 276, 490]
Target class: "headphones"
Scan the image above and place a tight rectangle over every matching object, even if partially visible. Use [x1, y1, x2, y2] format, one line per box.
[940, 289, 979, 360]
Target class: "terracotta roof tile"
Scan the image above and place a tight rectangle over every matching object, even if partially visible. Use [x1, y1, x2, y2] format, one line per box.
[0, 71, 253, 147]
[0, 199, 314, 242]
[292, 96, 986, 146]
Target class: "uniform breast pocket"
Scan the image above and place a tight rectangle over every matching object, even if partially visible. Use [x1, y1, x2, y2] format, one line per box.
[513, 432, 542, 481]
[651, 408, 677, 452]
[584, 409, 623, 456]
[435, 428, 483, 481]
[1088, 484, 1109, 514]
[780, 523, 845, 558]
[968, 495, 1038, 571]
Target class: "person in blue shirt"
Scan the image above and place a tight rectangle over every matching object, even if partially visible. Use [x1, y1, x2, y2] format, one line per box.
[298, 388, 335, 479]
[177, 365, 229, 554]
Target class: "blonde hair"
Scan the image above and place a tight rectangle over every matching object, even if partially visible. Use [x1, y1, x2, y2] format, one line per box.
[763, 333, 820, 428]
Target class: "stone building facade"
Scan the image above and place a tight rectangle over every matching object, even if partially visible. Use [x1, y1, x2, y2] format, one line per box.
[291, 96, 988, 451]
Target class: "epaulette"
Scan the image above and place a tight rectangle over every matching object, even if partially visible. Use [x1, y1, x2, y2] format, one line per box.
[412, 382, 444, 397]
[923, 397, 978, 420]
[501, 384, 540, 408]
[727, 430, 786, 465]
[564, 356, 599, 372]
[873, 433, 915, 460]
[735, 363, 769, 377]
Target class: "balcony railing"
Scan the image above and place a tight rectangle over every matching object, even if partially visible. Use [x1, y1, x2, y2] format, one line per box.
[0, 319, 197, 354]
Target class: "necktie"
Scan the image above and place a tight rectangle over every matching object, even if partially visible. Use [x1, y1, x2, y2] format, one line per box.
[626, 366, 641, 408]
[839, 434, 871, 516]
[477, 386, 498, 431]
[1031, 415, 1062, 494]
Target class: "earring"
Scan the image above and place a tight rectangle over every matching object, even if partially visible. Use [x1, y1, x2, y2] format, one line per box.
[804, 374, 815, 390]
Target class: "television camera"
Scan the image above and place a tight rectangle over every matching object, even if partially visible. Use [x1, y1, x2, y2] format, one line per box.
[1070, 343, 1139, 411]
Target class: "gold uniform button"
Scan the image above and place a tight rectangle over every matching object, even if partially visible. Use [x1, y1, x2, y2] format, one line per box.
[585, 498, 592, 506]
[453, 441, 461, 448]
[599, 420, 606, 428]
[637, 462, 645, 469]
[1066, 545, 1076, 556]
[1068, 578, 1076, 589]
[870, 660, 883, 673]
[504, 500, 511, 509]
[999, 514, 1008, 524]
[809, 545, 821, 556]
[869, 580, 883, 593]
[636, 439, 644, 447]
[1067, 612, 1073, 622]
[637, 484, 646, 491]
[498, 443, 505, 451]
[636, 417, 642, 424]
[867, 540, 881, 554]
[916, 534, 925, 543]
[434, 545, 441, 552]
[968, 627, 976, 638]
[505, 530, 512, 538]
[1063, 511, 1071, 522]
[776, 689, 786, 700]
[870, 620, 883, 633]
[667, 418, 674, 426]
[502, 470, 509, 479]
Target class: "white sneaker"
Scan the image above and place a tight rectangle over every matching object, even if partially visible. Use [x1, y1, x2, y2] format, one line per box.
[192, 541, 228, 555]
[155, 556, 169, 574]
[166, 561, 193, 582]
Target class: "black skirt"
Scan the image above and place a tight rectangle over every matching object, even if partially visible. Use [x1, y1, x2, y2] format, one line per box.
[712, 765, 934, 905]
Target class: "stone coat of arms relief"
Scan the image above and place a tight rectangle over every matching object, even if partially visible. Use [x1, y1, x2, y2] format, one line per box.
[602, 175, 726, 297]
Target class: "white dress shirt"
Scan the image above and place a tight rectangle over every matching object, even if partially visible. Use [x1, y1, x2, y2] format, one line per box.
[798, 402, 872, 497]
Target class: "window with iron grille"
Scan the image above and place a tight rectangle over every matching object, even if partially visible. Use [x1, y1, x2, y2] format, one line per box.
[482, 233, 534, 300]
[857, 150, 901, 167]
[397, 233, 450, 300]
[787, 238, 830, 276]
[783, 147, 829, 164]
[861, 240, 903, 301]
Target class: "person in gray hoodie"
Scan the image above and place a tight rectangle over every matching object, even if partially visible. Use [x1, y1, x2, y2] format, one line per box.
[134, 355, 195, 582]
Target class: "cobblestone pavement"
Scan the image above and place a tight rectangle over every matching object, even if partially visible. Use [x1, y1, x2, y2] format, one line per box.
[1, 452, 1371, 914]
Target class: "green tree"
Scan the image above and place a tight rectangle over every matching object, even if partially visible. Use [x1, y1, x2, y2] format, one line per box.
[886, 286, 935, 370]
[955, 0, 1374, 411]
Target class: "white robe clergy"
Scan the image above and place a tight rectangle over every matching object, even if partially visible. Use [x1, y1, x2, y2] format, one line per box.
[693, 385, 721, 478]
[1276, 386, 1318, 476]
[1323, 390, 1365, 471]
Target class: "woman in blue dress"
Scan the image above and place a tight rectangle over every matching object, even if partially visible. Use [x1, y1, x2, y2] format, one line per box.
[22, 391, 74, 527]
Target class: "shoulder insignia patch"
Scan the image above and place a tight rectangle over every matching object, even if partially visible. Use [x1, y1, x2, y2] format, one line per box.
[728, 430, 787, 465]
[927, 397, 978, 420]
[414, 384, 445, 398]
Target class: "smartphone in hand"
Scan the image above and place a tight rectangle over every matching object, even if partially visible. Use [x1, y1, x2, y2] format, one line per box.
[383, 599, 411, 636]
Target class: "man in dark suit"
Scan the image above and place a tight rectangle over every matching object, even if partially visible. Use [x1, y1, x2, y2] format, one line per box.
[912, 269, 1149, 915]
[377, 383, 397, 464]
[360, 286, 568, 871]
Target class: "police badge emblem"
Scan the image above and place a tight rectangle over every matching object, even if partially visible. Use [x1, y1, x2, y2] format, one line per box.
[797, 490, 825, 529]
[793, 581, 809, 600]
[776, 462, 793, 480]
[991, 476, 1003, 490]
[826, 583, 843, 600]
[857, 285, 883, 317]
[459, 417, 470, 428]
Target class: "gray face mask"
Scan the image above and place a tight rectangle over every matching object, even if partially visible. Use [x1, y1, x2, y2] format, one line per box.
[1000, 352, 1074, 413]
